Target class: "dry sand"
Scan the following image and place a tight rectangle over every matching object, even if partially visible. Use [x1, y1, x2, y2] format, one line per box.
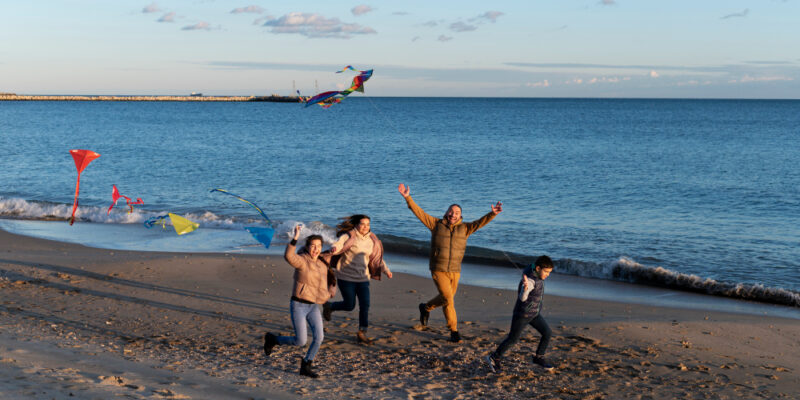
[0, 228, 797, 399]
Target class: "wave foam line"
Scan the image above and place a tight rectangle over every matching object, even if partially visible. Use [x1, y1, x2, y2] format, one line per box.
[558, 257, 800, 308]
[0, 197, 269, 229]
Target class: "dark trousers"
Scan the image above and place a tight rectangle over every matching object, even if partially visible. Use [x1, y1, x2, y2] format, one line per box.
[330, 279, 370, 331]
[494, 314, 551, 357]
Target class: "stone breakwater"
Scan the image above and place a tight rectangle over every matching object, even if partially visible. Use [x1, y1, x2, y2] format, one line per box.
[0, 94, 302, 103]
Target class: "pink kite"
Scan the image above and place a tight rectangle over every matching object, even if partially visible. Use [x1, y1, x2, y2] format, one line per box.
[107, 185, 144, 214]
[69, 149, 101, 225]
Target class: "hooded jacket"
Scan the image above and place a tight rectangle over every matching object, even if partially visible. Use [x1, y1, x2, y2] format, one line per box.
[331, 229, 389, 282]
[284, 242, 335, 304]
[404, 195, 497, 273]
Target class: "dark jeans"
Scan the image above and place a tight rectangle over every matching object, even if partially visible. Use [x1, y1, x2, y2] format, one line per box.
[330, 279, 370, 331]
[494, 314, 551, 357]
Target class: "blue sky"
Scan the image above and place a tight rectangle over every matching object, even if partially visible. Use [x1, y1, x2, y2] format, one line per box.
[1, 1, 798, 98]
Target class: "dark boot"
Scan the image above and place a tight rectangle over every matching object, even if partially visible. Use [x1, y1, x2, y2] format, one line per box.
[418, 303, 430, 326]
[357, 330, 373, 345]
[263, 332, 277, 356]
[322, 302, 332, 321]
[299, 358, 319, 378]
[450, 330, 462, 343]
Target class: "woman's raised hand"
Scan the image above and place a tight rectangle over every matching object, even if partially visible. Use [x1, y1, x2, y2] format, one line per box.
[397, 183, 410, 198]
[293, 224, 303, 240]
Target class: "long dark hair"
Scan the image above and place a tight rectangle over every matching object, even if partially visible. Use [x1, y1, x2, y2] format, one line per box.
[336, 214, 370, 237]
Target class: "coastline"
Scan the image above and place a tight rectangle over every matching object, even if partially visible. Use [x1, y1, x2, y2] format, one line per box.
[1, 228, 798, 399]
[0, 94, 301, 102]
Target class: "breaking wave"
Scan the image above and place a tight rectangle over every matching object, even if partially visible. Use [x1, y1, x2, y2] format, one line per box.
[3, 196, 798, 307]
[379, 234, 800, 308]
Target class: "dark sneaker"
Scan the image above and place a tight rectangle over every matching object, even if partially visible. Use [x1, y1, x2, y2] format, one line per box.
[263, 332, 277, 356]
[533, 356, 554, 371]
[322, 302, 332, 321]
[485, 353, 502, 373]
[449, 331, 462, 343]
[418, 303, 430, 326]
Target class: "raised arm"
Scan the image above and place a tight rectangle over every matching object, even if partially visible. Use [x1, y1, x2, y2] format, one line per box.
[464, 201, 502, 236]
[284, 224, 306, 269]
[398, 183, 437, 230]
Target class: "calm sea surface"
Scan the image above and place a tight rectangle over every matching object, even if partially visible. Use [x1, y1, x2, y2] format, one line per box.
[1, 98, 798, 302]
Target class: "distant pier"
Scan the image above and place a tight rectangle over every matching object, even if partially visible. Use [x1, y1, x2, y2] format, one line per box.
[0, 94, 302, 103]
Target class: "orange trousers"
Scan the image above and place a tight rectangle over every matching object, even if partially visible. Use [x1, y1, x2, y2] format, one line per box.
[424, 271, 460, 332]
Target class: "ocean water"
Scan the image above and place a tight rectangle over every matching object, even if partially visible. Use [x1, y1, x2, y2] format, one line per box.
[1, 98, 799, 307]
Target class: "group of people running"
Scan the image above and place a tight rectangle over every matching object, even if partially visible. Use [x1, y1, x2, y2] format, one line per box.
[263, 184, 555, 378]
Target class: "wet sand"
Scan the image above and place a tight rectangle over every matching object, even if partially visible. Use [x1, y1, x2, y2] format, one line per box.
[0, 228, 797, 399]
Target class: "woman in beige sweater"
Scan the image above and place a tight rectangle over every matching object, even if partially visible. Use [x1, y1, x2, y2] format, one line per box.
[323, 215, 392, 345]
[264, 224, 334, 378]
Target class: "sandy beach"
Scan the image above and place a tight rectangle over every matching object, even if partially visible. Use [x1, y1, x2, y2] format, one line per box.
[0, 228, 797, 399]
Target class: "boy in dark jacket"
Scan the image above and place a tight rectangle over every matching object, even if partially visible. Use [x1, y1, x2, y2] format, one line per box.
[486, 255, 555, 372]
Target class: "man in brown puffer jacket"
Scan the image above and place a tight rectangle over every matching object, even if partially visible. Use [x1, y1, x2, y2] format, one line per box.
[398, 183, 502, 342]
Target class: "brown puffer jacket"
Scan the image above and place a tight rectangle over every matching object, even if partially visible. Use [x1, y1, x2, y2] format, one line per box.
[405, 196, 497, 273]
[284, 243, 334, 304]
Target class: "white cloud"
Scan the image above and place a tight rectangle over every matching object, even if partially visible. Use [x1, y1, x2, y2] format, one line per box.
[182, 21, 212, 31]
[420, 20, 438, 28]
[600, 0, 615, 5]
[438, 35, 453, 42]
[450, 22, 477, 32]
[721, 9, 749, 19]
[587, 76, 622, 84]
[262, 12, 377, 39]
[352, 5, 373, 16]
[565, 78, 583, 85]
[142, 2, 160, 13]
[526, 80, 550, 88]
[476, 11, 504, 23]
[649, 70, 659, 78]
[231, 5, 264, 14]
[736, 75, 794, 83]
[157, 12, 175, 23]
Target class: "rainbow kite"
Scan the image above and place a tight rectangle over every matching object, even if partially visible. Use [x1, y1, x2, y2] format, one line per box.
[302, 66, 373, 108]
[210, 188, 274, 248]
[69, 149, 101, 225]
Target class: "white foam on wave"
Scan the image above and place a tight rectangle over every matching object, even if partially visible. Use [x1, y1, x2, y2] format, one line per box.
[558, 256, 800, 307]
[0, 197, 269, 229]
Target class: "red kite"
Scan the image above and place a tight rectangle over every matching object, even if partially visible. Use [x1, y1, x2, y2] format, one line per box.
[69, 149, 100, 225]
[108, 185, 144, 214]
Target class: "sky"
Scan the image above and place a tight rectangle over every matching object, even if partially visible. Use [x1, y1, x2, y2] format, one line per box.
[1, 1, 798, 98]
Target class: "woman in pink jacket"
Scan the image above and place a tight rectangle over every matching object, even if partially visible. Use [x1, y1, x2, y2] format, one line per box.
[263, 224, 334, 378]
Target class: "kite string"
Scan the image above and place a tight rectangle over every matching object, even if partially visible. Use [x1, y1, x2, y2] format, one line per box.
[366, 96, 523, 272]
[365, 96, 405, 137]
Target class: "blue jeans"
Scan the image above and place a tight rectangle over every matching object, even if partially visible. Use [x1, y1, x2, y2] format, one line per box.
[494, 314, 551, 357]
[276, 300, 324, 361]
[330, 280, 370, 331]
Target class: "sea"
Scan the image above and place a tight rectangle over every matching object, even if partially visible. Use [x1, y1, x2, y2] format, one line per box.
[1, 98, 799, 317]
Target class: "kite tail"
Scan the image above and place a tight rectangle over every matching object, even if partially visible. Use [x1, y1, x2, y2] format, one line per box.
[70, 175, 81, 225]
